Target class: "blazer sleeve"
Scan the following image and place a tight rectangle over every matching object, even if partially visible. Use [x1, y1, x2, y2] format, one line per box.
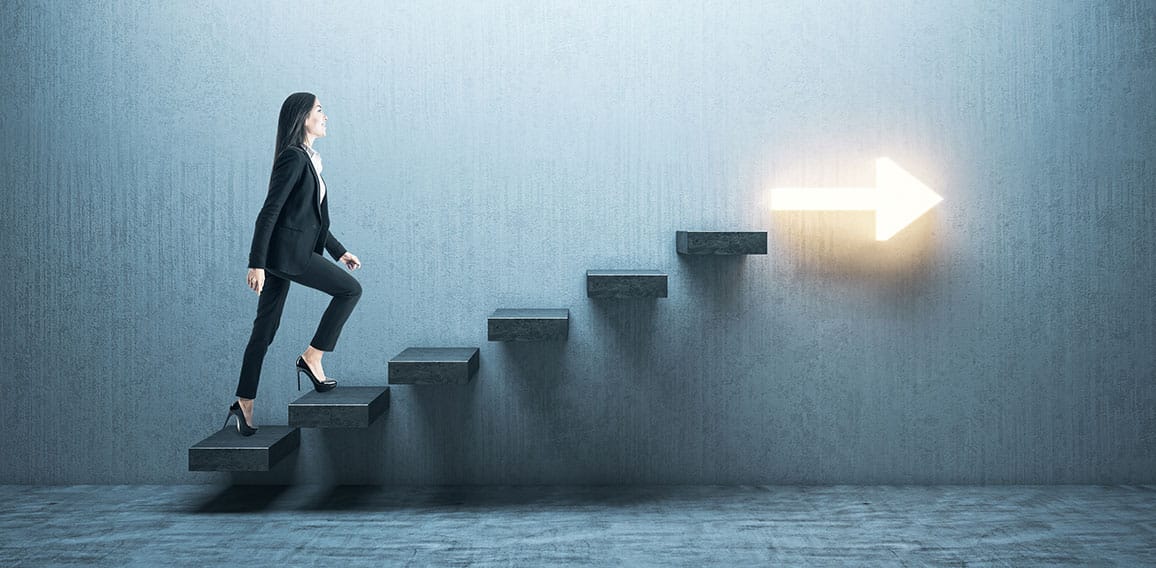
[248, 149, 307, 269]
[325, 229, 347, 261]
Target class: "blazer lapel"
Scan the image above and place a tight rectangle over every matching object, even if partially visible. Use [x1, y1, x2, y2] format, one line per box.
[298, 146, 323, 221]
[320, 189, 329, 226]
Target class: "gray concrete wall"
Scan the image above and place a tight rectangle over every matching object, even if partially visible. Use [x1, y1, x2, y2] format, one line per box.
[2, 0, 1153, 484]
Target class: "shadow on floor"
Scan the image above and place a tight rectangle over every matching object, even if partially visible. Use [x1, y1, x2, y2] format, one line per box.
[190, 484, 295, 513]
[299, 484, 697, 511]
[189, 484, 703, 513]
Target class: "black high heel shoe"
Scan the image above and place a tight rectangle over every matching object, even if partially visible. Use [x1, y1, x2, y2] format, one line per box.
[296, 355, 337, 392]
[224, 401, 258, 436]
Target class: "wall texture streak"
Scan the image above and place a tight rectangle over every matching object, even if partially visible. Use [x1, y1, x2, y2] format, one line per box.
[2, 0, 1154, 484]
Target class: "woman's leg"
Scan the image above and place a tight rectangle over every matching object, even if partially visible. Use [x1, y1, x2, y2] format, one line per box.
[294, 252, 362, 350]
[284, 252, 362, 380]
[235, 270, 292, 401]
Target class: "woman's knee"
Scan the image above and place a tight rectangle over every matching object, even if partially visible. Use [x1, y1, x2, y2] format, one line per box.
[344, 278, 362, 298]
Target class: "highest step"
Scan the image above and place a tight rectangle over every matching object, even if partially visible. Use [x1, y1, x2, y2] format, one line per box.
[188, 426, 299, 472]
[586, 269, 668, 298]
[676, 231, 767, 255]
[288, 386, 391, 428]
[389, 347, 480, 384]
[488, 309, 569, 341]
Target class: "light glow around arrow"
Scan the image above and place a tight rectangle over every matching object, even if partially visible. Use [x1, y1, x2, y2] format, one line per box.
[770, 157, 943, 241]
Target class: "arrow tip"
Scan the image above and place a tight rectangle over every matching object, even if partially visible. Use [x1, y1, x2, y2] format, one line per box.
[874, 157, 942, 241]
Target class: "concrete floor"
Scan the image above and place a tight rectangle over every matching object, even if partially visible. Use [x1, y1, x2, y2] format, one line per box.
[1, 485, 1153, 566]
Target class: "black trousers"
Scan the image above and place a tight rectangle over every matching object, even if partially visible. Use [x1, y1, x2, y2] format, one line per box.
[236, 252, 362, 399]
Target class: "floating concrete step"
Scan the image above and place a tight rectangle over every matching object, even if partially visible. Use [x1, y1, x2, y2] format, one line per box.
[488, 309, 569, 341]
[188, 426, 299, 472]
[288, 386, 390, 428]
[676, 231, 768, 255]
[586, 269, 668, 298]
[389, 347, 480, 384]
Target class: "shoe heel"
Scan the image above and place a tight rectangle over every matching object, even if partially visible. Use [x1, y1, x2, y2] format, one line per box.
[226, 402, 258, 436]
[222, 412, 232, 430]
[296, 356, 336, 393]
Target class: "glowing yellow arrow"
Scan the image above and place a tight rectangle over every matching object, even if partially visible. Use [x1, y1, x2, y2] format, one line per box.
[770, 157, 943, 241]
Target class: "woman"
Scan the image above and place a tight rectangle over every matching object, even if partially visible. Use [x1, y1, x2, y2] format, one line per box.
[225, 92, 363, 436]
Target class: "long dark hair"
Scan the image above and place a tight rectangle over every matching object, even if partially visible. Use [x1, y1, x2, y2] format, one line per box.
[272, 92, 316, 166]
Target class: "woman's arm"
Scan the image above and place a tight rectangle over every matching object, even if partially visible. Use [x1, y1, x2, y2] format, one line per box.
[247, 149, 307, 269]
[324, 229, 347, 261]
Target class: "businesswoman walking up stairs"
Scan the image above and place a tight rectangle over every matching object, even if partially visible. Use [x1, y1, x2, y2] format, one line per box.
[227, 92, 363, 436]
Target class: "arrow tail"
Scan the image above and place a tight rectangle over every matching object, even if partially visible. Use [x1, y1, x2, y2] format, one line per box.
[769, 187, 877, 211]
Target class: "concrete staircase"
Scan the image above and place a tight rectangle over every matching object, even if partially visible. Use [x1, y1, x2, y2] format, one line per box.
[191, 230, 763, 471]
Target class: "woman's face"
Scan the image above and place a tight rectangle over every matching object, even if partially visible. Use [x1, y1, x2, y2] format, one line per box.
[304, 99, 327, 139]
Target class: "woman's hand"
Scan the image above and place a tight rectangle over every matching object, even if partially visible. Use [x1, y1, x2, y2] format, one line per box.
[339, 252, 361, 270]
[247, 268, 265, 295]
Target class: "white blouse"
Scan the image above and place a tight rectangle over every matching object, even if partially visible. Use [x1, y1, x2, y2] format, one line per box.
[301, 143, 326, 205]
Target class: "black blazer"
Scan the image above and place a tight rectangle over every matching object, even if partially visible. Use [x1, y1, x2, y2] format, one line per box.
[248, 144, 347, 276]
